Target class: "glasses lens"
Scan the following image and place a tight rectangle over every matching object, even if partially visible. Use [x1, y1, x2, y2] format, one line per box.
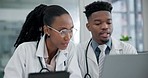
[60, 28, 77, 37]
[47, 26, 77, 37]
[72, 28, 77, 36]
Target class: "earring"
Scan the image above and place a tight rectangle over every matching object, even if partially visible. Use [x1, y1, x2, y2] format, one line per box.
[47, 33, 50, 38]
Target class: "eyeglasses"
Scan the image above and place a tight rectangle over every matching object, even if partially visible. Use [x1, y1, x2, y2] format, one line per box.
[47, 26, 77, 37]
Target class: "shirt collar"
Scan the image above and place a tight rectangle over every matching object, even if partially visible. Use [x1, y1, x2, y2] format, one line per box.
[44, 44, 61, 59]
[36, 34, 67, 58]
[91, 38, 112, 51]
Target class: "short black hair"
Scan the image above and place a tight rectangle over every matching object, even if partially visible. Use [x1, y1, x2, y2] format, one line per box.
[84, 1, 113, 19]
[14, 4, 69, 48]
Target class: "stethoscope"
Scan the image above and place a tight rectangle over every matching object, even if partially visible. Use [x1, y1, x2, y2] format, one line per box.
[38, 57, 50, 72]
[84, 38, 92, 78]
[36, 41, 51, 73]
[84, 38, 123, 78]
[36, 39, 56, 73]
[38, 55, 67, 73]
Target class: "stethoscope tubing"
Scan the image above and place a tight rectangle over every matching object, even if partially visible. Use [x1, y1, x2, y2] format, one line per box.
[84, 38, 92, 78]
[38, 57, 50, 72]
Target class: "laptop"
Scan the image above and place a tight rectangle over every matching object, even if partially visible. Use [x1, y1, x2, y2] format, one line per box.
[28, 71, 70, 78]
[102, 53, 148, 78]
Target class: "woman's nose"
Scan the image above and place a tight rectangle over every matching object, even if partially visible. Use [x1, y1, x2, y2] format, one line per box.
[64, 33, 72, 41]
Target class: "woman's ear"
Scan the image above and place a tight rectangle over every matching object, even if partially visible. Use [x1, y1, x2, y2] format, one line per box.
[43, 25, 50, 34]
[43, 25, 48, 33]
[43, 25, 50, 37]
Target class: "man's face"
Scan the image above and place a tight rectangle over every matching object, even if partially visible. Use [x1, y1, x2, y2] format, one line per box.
[87, 11, 113, 44]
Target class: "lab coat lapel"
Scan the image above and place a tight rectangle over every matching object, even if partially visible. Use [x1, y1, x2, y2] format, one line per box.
[87, 44, 98, 65]
[110, 38, 123, 54]
[56, 50, 68, 70]
[36, 35, 47, 68]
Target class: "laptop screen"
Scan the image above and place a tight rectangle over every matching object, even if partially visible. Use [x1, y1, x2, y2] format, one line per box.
[102, 54, 148, 78]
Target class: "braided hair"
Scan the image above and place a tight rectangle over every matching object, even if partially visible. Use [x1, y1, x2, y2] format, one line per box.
[84, 1, 113, 20]
[14, 4, 69, 48]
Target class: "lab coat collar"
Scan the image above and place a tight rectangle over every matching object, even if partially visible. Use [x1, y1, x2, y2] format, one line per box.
[36, 35, 46, 58]
[86, 40, 98, 66]
[86, 37, 123, 65]
[111, 37, 122, 49]
[36, 34, 68, 56]
[110, 37, 123, 54]
[36, 34, 68, 63]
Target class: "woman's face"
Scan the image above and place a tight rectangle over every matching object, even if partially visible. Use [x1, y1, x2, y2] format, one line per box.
[45, 14, 74, 50]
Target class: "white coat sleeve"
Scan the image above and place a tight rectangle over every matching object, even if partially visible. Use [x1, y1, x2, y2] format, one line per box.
[3, 44, 26, 78]
[66, 43, 82, 78]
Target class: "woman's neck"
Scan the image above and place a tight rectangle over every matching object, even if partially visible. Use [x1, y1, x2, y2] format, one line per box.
[45, 38, 58, 63]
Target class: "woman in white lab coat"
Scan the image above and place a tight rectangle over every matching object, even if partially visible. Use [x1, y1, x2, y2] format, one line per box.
[76, 1, 137, 78]
[4, 4, 82, 78]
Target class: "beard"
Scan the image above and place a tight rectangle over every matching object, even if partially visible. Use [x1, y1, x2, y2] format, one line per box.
[100, 38, 109, 44]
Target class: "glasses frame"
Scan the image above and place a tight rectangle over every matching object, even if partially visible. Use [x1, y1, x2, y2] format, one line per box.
[47, 26, 77, 37]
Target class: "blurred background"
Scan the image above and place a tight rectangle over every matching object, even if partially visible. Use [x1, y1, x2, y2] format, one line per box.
[0, 0, 148, 77]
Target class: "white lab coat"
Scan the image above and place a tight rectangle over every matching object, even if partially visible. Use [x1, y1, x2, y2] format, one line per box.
[4, 35, 82, 78]
[76, 38, 137, 78]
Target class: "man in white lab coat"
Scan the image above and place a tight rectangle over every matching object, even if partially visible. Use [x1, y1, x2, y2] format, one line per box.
[76, 1, 137, 78]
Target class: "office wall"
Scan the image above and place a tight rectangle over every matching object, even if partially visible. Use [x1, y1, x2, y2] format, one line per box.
[79, 0, 96, 42]
[142, 0, 148, 51]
